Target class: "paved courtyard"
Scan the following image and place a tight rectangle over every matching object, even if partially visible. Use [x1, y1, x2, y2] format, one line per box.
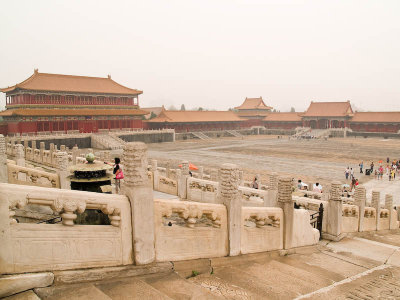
[147, 136, 400, 203]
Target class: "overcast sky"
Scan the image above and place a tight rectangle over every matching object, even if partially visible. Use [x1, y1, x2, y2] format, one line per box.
[0, 0, 399, 112]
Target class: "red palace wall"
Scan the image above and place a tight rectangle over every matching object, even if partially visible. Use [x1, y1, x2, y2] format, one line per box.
[350, 123, 400, 133]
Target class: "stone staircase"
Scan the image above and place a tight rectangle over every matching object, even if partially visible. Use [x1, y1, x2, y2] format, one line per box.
[91, 134, 125, 150]
[33, 235, 400, 300]
[192, 132, 212, 140]
[226, 130, 243, 138]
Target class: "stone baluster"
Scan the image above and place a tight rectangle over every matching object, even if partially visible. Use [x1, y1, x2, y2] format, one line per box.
[0, 135, 7, 183]
[266, 172, 278, 207]
[15, 144, 25, 167]
[166, 162, 171, 178]
[151, 159, 158, 188]
[218, 163, 241, 256]
[278, 177, 294, 249]
[23, 140, 28, 158]
[60, 145, 66, 152]
[49, 143, 55, 166]
[71, 146, 79, 165]
[178, 160, 190, 199]
[10, 139, 16, 156]
[56, 152, 70, 189]
[372, 190, 381, 231]
[39, 142, 45, 163]
[199, 166, 204, 179]
[354, 186, 366, 232]
[385, 194, 395, 230]
[123, 142, 155, 265]
[326, 181, 343, 240]
[210, 168, 218, 182]
[238, 170, 244, 186]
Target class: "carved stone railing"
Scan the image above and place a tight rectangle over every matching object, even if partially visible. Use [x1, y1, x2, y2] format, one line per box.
[239, 186, 267, 207]
[155, 175, 178, 195]
[186, 177, 219, 203]
[0, 183, 133, 273]
[341, 204, 359, 233]
[7, 163, 60, 188]
[241, 207, 283, 254]
[363, 207, 377, 231]
[153, 199, 228, 261]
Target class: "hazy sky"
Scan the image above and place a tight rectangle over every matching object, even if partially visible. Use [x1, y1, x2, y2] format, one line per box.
[1, 0, 399, 112]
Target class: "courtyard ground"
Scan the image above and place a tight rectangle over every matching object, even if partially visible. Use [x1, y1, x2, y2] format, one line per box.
[147, 135, 400, 204]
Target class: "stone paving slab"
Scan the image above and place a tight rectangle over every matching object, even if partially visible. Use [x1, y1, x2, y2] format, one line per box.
[140, 272, 223, 299]
[94, 277, 173, 300]
[326, 237, 399, 265]
[295, 265, 400, 300]
[35, 283, 112, 300]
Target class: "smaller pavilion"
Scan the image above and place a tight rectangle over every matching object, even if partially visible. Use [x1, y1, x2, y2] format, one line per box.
[302, 101, 353, 129]
[234, 97, 273, 120]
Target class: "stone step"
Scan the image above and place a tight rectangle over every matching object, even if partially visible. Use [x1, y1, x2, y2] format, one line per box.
[35, 283, 112, 300]
[140, 272, 223, 299]
[94, 277, 173, 300]
[275, 251, 368, 281]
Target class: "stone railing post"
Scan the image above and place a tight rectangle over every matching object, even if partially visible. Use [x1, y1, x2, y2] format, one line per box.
[218, 163, 241, 256]
[166, 162, 171, 178]
[278, 177, 294, 249]
[39, 142, 45, 163]
[151, 159, 158, 188]
[23, 139, 28, 157]
[49, 143, 55, 166]
[199, 166, 204, 179]
[354, 186, 366, 232]
[266, 172, 278, 207]
[56, 152, 70, 189]
[71, 146, 79, 165]
[0, 135, 7, 183]
[210, 168, 218, 182]
[372, 190, 381, 231]
[123, 142, 155, 265]
[60, 145, 66, 152]
[238, 170, 244, 186]
[15, 144, 25, 167]
[178, 160, 189, 199]
[385, 194, 394, 230]
[325, 181, 343, 240]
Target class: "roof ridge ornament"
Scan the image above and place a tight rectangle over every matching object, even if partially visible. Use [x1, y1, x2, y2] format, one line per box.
[107, 74, 111, 79]
[34, 68, 38, 74]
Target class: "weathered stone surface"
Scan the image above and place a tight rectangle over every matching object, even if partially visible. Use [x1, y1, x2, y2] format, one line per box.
[0, 272, 54, 298]
[95, 277, 173, 300]
[3, 290, 40, 300]
[53, 262, 173, 284]
[35, 283, 111, 300]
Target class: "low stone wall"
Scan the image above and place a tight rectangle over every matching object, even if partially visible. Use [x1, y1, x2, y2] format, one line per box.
[120, 130, 175, 144]
[153, 199, 228, 261]
[341, 204, 359, 233]
[155, 175, 178, 195]
[348, 131, 400, 139]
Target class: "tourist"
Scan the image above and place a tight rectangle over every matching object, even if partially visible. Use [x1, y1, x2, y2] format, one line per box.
[345, 167, 350, 180]
[351, 177, 356, 190]
[359, 161, 364, 173]
[297, 179, 302, 190]
[313, 183, 322, 193]
[387, 157, 390, 164]
[379, 165, 384, 180]
[113, 157, 123, 194]
[252, 177, 259, 189]
[370, 162, 374, 172]
[391, 168, 396, 181]
[355, 179, 359, 187]
[350, 168, 354, 180]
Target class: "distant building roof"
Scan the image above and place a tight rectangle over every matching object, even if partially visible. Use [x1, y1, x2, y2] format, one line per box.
[303, 101, 353, 117]
[234, 97, 273, 110]
[351, 112, 400, 123]
[264, 112, 303, 122]
[141, 106, 164, 119]
[0, 108, 147, 117]
[1, 70, 142, 96]
[147, 110, 244, 123]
